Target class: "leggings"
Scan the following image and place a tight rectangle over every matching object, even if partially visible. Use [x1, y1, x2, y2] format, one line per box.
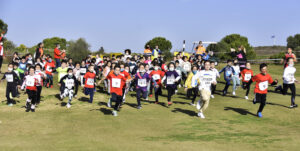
[136, 88, 147, 106]
[242, 82, 251, 96]
[278, 83, 296, 105]
[111, 93, 122, 111]
[167, 86, 175, 102]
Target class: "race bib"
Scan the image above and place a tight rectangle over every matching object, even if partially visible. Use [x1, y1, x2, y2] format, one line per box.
[86, 78, 94, 86]
[259, 81, 268, 91]
[138, 79, 147, 87]
[167, 77, 175, 85]
[153, 74, 160, 80]
[6, 74, 13, 82]
[203, 76, 213, 87]
[26, 78, 35, 86]
[46, 66, 52, 72]
[183, 64, 190, 71]
[112, 78, 121, 88]
[80, 68, 87, 73]
[20, 64, 26, 69]
[244, 74, 251, 81]
[65, 79, 74, 88]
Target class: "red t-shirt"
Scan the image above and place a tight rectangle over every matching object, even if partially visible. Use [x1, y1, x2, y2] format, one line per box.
[150, 70, 165, 86]
[252, 73, 274, 94]
[84, 72, 96, 88]
[107, 73, 127, 96]
[54, 48, 61, 59]
[241, 69, 253, 82]
[44, 61, 55, 75]
[120, 70, 131, 87]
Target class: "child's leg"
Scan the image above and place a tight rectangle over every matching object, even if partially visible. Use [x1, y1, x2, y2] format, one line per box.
[154, 87, 160, 102]
[74, 80, 79, 96]
[290, 84, 296, 105]
[6, 86, 12, 104]
[232, 77, 237, 91]
[36, 86, 42, 104]
[257, 94, 267, 113]
[192, 88, 198, 104]
[89, 88, 94, 103]
[245, 82, 251, 96]
[136, 89, 142, 106]
[49, 75, 53, 86]
[68, 89, 74, 104]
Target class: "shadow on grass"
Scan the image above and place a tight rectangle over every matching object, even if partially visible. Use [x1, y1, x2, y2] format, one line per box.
[78, 97, 90, 102]
[172, 108, 197, 117]
[90, 108, 112, 115]
[266, 102, 290, 109]
[224, 107, 257, 116]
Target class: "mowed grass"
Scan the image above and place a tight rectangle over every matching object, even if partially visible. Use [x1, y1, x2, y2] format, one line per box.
[0, 63, 300, 151]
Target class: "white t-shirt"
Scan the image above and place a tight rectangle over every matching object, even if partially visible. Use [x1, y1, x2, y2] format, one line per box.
[283, 66, 296, 84]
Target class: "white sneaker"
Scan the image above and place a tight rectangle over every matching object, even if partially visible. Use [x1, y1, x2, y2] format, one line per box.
[198, 112, 205, 119]
[66, 103, 71, 108]
[190, 103, 196, 106]
[211, 95, 214, 98]
[196, 100, 201, 110]
[175, 90, 178, 94]
[31, 104, 35, 110]
[245, 96, 249, 100]
[232, 91, 236, 96]
[112, 110, 118, 116]
[60, 94, 64, 100]
[178, 84, 182, 88]
[107, 98, 111, 108]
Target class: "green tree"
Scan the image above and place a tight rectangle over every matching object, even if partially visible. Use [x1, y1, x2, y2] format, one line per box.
[15, 44, 27, 53]
[3, 40, 16, 51]
[43, 37, 67, 49]
[208, 34, 256, 60]
[145, 37, 172, 60]
[287, 34, 300, 56]
[68, 38, 91, 62]
[0, 19, 8, 35]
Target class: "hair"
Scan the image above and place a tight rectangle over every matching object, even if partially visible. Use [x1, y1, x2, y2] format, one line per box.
[28, 66, 35, 71]
[227, 59, 233, 63]
[114, 65, 120, 70]
[192, 65, 198, 70]
[259, 63, 267, 70]
[204, 60, 211, 64]
[67, 68, 73, 72]
[125, 49, 131, 55]
[61, 60, 67, 64]
[35, 64, 42, 69]
[287, 57, 294, 62]
[167, 62, 175, 68]
[139, 63, 145, 68]
[8, 63, 13, 67]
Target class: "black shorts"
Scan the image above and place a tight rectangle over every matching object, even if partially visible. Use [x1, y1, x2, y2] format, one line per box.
[254, 93, 266, 103]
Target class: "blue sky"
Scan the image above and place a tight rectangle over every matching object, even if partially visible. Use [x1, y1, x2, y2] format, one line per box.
[0, 0, 299, 53]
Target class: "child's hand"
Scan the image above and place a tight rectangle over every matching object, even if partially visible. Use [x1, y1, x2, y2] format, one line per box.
[58, 83, 61, 86]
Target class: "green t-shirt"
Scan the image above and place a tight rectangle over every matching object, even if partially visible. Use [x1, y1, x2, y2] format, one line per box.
[56, 67, 68, 82]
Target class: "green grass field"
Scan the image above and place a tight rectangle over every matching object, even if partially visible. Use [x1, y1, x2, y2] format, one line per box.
[0, 63, 300, 151]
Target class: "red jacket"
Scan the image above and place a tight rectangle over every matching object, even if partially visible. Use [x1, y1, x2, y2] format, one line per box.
[84, 72, 96, 88]
[150, 70, 165, 86]
[45, 61, 55, 75]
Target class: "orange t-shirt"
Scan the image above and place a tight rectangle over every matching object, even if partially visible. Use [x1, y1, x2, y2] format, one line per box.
[252, 73, 274, 94]
[150, 70, 165, 86]
[241, 69, 253, 82]
[107, 73, 127, 96]
[54, 48, 61, 59]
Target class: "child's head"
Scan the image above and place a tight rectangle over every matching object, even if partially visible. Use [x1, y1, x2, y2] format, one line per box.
[61, 61, 67, 68]
[259, 63, 268, 75]
[36, 58, 41, 63]
[192, 65, 198, 74]
[246, 62, 251, 69]
[35, 64, 42, 71]
[48, 56, 52, 62]
[233, 59, 238, 65]
[13, 63, 18, 70]
[75, 62, 80, 69]
[175, 60, 180, 67]
[88, 65, 94, 72]
[67, 68, 73, 75]
[21, 57, 26, 63]
[114, 65, 120, 75]
[145, 64, 149, 71]
[288, 57, 294, 66]
[154, 63, 160, 70]
[227, 59, 233, 66]
[204, 60, 211, 70]
[28, 66, 35, 75]
[7, 63, 13, 72]
[120, 64, 125, 72]
[168, 62, 175, 71]
[210, 61, 215, 68]
[124, 65, 129, 72]
[139, 64, 145, 73]
[81, 60, 86, 66]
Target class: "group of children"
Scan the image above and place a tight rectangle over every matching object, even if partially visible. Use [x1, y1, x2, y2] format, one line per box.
[0, 49, 298, 118]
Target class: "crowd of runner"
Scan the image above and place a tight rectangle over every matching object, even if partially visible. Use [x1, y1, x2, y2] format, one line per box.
[0, 35, 298, 118]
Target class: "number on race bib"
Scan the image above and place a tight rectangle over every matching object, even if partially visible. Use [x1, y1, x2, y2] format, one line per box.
[244, 74, 251, 81]
[65, 79, 74, 88]
[46, 66, 52, 72]
[80, 68, 87, 73]
[167, 77, 175, 85]
[259, 81, 268, 91]
[153, 74, 160, 80]
[112, 78, 121, 88]
[138, 79, 147, 87]
[86, 78, 94, 86]
[26, 78, 35, 86]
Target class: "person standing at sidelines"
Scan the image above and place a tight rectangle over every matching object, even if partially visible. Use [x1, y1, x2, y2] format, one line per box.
[281, 48, 297, 68]
[54, 44, 65, 69]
